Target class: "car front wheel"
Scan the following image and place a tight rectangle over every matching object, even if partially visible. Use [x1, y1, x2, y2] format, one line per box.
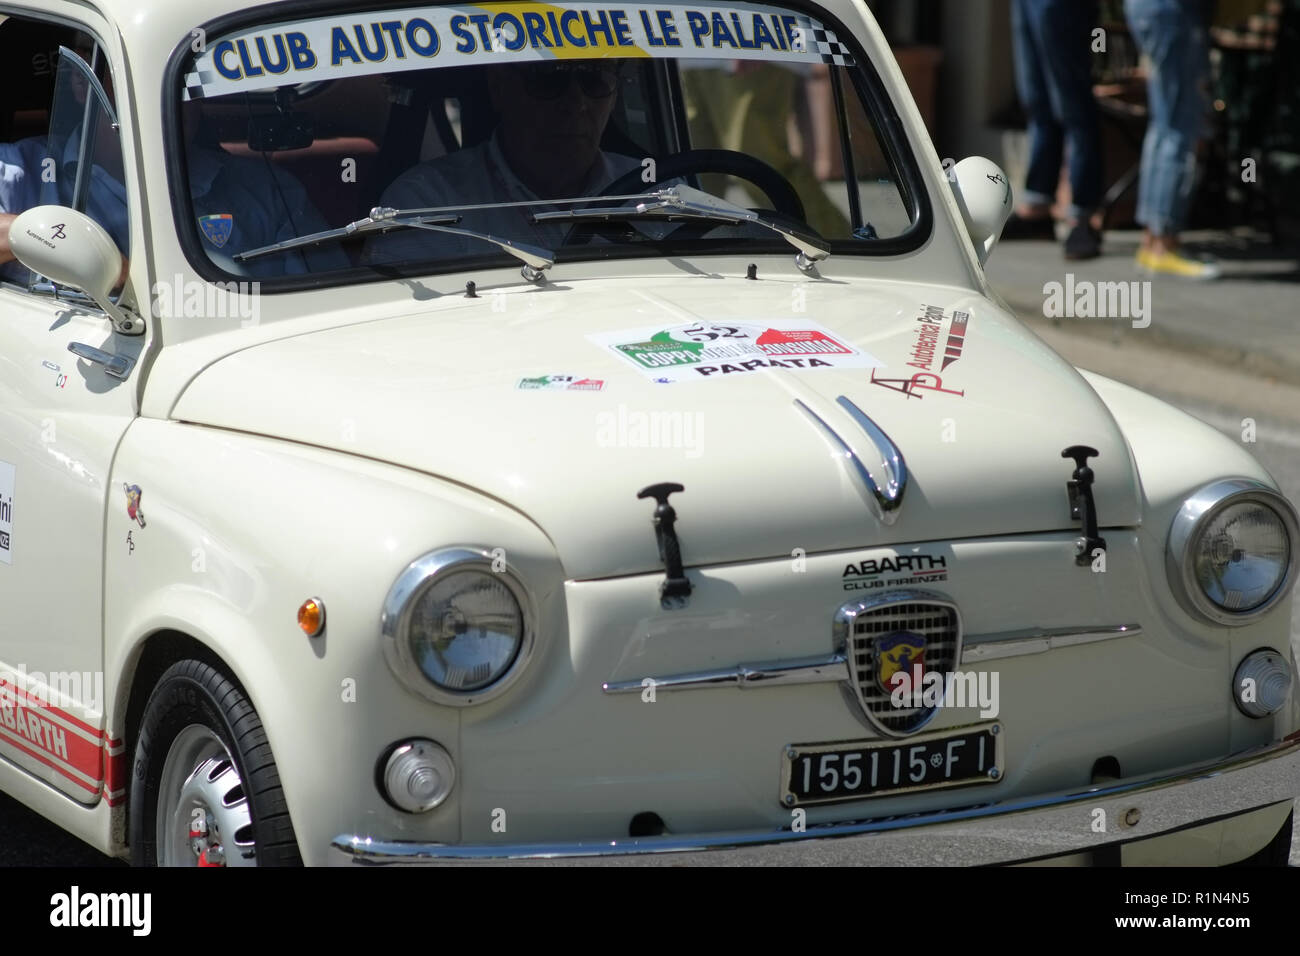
[129, 658, 301, 866]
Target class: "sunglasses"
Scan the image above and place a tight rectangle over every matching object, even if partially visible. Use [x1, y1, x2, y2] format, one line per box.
[514, 62, 621, 100]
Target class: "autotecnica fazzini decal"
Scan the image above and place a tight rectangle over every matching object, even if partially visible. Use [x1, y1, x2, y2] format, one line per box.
[870, 305, 969, 399]
[0, 460, 13, 565]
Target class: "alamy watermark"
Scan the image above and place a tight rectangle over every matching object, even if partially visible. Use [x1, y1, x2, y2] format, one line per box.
[596, 404, 705, 459]
[1042, 274, 1151, 329]
[889, 666, 1000, 719]
[151, 272, 261, 326]
[0, 665, 104, 715]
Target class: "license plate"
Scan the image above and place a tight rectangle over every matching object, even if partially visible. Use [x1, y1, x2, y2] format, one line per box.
[781, 722, 1004, 807]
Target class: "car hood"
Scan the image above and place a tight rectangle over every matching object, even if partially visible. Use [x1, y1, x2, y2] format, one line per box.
[171, 275, 1142, 579]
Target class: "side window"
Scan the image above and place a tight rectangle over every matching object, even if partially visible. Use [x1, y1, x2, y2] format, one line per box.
[0, 17, 128, 290]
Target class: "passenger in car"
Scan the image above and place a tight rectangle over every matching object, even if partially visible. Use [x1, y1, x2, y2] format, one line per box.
[365, 60, 642, 264]
[180, 101, 350, 276]
[0, 133, 129, 285]
[0, 100, 348, 287]
[0, 39, 128, 286]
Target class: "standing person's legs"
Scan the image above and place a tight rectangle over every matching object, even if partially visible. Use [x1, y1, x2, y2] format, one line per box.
[1011, 0, 1064, 222]
[1125, 0, 1216, 275]
[1035, 0, 1103, 257]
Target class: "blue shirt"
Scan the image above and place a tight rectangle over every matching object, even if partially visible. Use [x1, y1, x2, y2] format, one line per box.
[1, 137, 346, 285]
[0, 135, 129, 284]
[187, 147, 348, 276]
[365, 131, 641, 265]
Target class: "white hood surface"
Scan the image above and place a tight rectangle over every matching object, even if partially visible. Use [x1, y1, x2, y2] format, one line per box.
[171, 276, 1142, 579]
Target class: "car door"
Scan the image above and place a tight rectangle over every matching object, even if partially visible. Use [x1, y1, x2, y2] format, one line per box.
[0, 17, 142, 806]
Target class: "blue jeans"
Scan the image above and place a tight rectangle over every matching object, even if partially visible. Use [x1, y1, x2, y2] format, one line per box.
[1125, 0, 1212, 235]
[1011, 0, 1103, 220]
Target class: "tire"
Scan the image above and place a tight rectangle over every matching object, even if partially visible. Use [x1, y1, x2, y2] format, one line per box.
[129, 658, 301, 866]
[1230, 810, 1294, 867]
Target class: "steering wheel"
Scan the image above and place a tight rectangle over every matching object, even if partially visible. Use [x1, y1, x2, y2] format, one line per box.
[597, 148, 807, 222]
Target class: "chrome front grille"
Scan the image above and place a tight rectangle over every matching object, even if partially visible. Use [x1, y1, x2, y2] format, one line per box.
[834, 591, 962, 737]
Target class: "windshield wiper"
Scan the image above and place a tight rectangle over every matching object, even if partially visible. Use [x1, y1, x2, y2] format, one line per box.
[236, 206, 555, 281]
[533, 184, 831, 273]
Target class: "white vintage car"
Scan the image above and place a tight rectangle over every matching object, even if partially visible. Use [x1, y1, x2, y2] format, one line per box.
[0, 0, 1296, 868]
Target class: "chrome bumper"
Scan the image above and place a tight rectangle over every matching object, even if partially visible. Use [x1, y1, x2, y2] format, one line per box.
[330, 737, 1300, 865]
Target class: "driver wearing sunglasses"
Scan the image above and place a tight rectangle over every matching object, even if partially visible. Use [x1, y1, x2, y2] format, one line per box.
[366, 59, 642, 264]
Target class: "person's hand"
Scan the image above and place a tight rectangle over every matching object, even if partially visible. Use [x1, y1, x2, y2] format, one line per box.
[0, 213, 18, 264]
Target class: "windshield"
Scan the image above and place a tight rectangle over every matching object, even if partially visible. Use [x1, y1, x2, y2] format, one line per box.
[171, 1, 922, 282]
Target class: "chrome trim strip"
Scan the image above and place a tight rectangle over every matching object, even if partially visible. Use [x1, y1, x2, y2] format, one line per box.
[794, 400, 902, 525]
[604, 625, 1142, 692]
[330, 738, 1300, 865]
[835, 396, 907, 521]
[961, 625, 1142, 663]
[602, 654, 849, 694]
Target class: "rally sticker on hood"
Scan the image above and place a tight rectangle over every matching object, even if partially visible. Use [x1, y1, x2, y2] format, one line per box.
[589, 321, 880, 383]
[517, 374, 605, 391]
[869, 304, 969, 399]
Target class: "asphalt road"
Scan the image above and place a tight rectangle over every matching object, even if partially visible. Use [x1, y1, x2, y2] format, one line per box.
[1, 314, 1296, 866]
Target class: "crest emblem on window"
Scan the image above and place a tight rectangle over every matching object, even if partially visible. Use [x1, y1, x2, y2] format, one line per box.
[198, 214, 233, 248]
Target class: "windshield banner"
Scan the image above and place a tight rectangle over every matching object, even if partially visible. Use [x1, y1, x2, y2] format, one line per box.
[183, 1, 855, 99]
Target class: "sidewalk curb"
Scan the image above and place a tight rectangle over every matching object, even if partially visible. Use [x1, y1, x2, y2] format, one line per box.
[996, 288, 1300, 389]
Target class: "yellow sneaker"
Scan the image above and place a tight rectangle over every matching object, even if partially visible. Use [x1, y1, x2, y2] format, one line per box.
[1140, 248, 1221, 279]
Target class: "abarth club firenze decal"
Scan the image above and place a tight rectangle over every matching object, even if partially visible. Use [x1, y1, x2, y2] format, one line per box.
[870, 304, 969, 399]
[0, 460, 13, 565]
[842, 553, 948, 591]
[590, 321, 881, 383]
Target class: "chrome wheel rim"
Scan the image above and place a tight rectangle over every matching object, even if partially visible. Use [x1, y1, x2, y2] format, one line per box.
[157, 724, 256, 867]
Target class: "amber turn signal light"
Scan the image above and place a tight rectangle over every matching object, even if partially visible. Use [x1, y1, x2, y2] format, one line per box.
[298, 598, 326, 637]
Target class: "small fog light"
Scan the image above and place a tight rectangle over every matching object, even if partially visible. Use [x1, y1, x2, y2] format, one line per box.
[1233, 649, 1292, 718]
[383, 739, 455, 812]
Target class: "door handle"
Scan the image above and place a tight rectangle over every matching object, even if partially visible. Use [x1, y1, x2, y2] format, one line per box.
[67, 341, 133, 379]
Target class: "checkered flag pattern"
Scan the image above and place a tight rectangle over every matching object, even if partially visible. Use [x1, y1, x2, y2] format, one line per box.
[181, 71, 215, 101]
[811, 28, 854, 66]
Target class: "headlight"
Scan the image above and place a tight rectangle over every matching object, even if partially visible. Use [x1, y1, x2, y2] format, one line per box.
[1167, 480, 1299, 626]
[382, 548, 535, 705]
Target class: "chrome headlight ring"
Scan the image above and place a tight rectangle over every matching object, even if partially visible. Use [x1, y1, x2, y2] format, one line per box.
[382, 547, 537, 706]
[1166, 479, 1299, 627]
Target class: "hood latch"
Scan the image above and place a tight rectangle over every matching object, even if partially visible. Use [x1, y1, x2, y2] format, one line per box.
[637, 483, 693, 609]
[1063, 445, 1106, 566]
